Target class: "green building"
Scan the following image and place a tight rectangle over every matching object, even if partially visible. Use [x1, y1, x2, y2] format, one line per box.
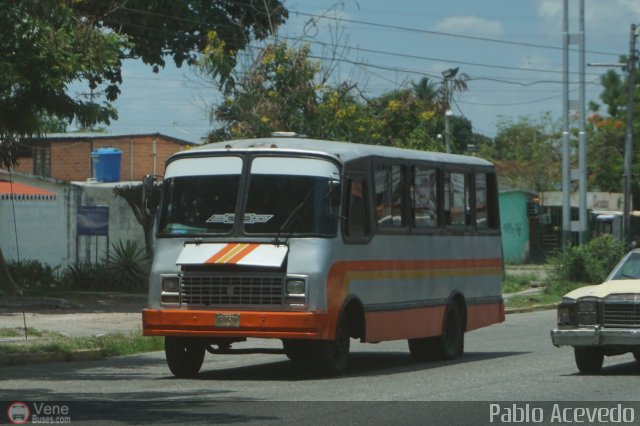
[499, 190, 536, 263]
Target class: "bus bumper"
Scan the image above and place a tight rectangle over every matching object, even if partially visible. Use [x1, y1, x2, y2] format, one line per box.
[142, 309, 330, 339]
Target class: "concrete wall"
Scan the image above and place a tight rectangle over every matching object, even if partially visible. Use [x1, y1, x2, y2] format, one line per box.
[0, 174, 145, 268]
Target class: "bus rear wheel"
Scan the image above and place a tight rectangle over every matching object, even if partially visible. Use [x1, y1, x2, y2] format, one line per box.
[408, 302, 464, 361]
[165, 337, 206, 378]
[313, 313, 351, 376]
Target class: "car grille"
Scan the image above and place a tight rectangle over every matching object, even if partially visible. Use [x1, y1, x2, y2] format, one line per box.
[603, 302, 640, 327]
[180, 272, 284, 306]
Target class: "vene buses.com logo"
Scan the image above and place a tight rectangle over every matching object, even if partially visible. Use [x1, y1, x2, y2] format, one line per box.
[6, 402, 30, 425]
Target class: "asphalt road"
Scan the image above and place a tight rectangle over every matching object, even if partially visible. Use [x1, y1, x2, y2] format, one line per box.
[1, 310, 639, 424]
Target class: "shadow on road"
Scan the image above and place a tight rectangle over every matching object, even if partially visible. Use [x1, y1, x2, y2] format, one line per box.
[190, 350, 528, 382]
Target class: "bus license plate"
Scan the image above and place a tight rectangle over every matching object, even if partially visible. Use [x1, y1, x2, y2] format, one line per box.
[215, 313, 240, 328]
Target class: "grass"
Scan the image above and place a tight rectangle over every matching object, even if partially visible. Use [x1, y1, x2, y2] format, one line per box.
[505, 279, 587, 309]
[0, 331, 164, 357]
[502, 272, 541, 294]
[0, 327, 46, 338]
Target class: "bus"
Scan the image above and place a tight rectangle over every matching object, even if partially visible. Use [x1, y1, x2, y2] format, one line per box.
[142, 136, 504, 377]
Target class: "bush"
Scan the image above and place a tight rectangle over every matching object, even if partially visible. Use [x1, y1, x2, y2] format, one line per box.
[7, 260, 64, 293]
[103, 240, 150, 292]
[62, 260, 109, 291]
[550, 235, 626, 284]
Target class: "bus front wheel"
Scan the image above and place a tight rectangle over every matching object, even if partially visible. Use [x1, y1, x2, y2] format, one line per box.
[313, 313, 351, 376]
[165, 337, 206, 378]
[282, 339, 314, 364]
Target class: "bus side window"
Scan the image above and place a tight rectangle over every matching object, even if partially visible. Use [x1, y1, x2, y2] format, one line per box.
[475, 173, 488, 228]
[444, 171, 470, 226]
[346, 177, 370, 238]
[411, 166, 438, 228]
[374, 164, 405, 228]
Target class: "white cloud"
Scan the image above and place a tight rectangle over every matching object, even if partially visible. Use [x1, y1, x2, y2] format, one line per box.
[536, 0, 640, 40]
[434, 16, 504, 38]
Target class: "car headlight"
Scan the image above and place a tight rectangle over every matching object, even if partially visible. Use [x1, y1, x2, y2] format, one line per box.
[576, 298, 598, 325]
[557, 306, 571, 325]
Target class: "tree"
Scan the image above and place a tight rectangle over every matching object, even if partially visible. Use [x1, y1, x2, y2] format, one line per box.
[481, 114, 562, 192]
[114, 184, 162, 257]
[0, 0, 287, 291]
[587, 65, 640, 200]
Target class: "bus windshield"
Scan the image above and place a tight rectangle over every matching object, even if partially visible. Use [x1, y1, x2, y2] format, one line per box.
[158, 155, 340, 237]
[244, 173, 338, 236]
[159, 174, 241, 235]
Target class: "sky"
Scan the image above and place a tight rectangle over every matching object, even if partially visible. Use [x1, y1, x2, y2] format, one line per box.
[85, 0, 640, 144]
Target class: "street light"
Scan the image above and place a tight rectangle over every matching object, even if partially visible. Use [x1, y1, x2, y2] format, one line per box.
[441, 67, 459, 154]
[444, 109, 454, 154]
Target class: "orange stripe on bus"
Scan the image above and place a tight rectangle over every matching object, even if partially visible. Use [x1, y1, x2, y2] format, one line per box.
[226, 243, 260, 264]
[205, 243, 240, 264]
[324, 257, 503, 340]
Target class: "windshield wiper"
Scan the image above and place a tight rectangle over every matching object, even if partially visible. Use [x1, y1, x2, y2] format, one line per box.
[273, 188, 315, 246]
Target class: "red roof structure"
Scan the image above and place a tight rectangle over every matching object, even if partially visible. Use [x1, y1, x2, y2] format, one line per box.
[0, 180, 57, 200]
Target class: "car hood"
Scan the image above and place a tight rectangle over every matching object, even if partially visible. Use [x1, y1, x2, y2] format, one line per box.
[564, 279, 640, 299]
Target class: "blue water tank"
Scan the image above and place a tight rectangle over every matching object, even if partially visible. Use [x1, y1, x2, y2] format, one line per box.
[91, 147, 122, 182]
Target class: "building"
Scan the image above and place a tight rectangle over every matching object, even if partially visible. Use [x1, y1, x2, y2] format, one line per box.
[499, 190, 537, 263]
[1, 132, 197, 267]
[13, 132, 196, 182]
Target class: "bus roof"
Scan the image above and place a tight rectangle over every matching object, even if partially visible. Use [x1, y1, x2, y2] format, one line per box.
[171, 137, 494, 167]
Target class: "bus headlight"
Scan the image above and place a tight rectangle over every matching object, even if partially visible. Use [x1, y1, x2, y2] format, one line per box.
[162, 276, 180, 292]
[286, 279, 306, 295]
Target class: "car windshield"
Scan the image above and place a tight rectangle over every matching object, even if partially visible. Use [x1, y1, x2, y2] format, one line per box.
[609, 252, 640, 280]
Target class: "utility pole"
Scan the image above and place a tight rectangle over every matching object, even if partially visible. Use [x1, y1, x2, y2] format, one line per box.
[441, 67, 459, 154]
[562, 0, 587, 249]
[561, 0, 571, 251]
[588, 24, 638, 242]
[623, 24, 637, 243]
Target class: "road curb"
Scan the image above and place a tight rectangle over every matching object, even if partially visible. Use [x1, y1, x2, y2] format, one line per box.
[0, 349, 103, 368]
[505, 303, 557, 314]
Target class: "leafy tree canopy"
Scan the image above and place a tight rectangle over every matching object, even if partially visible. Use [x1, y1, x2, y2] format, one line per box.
[206, 41, 486, 153]
[0, 0, 287, 167]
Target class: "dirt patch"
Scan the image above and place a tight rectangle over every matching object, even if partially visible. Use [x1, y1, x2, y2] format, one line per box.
[0, 292, 147, 337]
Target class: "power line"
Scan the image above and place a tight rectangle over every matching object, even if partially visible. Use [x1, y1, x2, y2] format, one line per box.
[290, 9, 621, 58]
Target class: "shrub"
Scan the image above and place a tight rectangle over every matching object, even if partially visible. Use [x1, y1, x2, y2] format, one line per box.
[550, 235, 626, 284]
[7, 260, 64, 293]
[103, 240, 150, 292]
[62, 260, 109, 291]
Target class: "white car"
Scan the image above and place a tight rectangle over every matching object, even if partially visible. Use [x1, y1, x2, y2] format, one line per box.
[551, 249, 640, 372]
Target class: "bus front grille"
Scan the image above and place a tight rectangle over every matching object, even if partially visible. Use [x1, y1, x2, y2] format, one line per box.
[180, 272, 284, 306]
[603, 302, 640, 327]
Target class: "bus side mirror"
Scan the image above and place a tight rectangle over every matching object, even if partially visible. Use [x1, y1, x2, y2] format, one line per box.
[142, 174, 156, 212]
[328, 179, 342, 209]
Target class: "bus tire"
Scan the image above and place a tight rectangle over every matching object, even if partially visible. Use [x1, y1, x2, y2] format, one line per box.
[574, 347, 604, 373]
[634, 351, 640, 364]
[282, 339, 314, 364]
[433, 302, 465, 360]
[165, 336, 206, 378]
[313, 313, 351, 376]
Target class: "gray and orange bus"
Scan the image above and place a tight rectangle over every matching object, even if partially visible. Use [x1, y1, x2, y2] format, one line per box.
[142, 136, 504, 377]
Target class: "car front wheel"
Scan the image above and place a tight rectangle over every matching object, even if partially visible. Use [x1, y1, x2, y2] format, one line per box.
[574, 347, 604, 373]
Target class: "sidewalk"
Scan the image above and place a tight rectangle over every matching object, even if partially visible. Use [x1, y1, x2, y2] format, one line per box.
[0, 292, 146, 337]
